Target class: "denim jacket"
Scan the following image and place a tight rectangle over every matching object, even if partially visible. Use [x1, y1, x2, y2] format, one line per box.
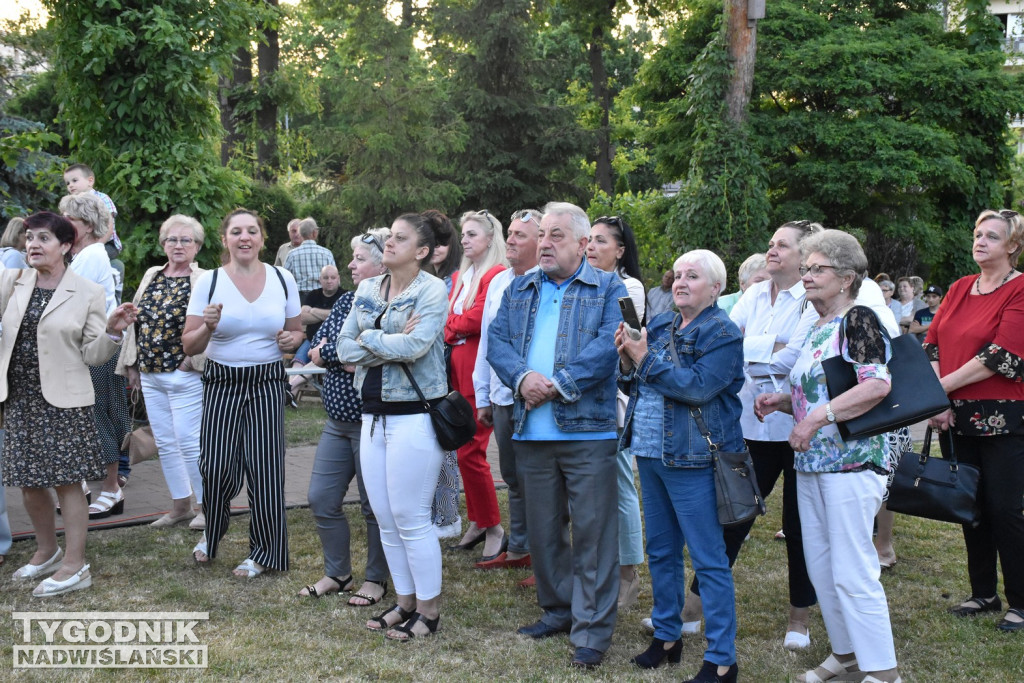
[618, 306, 745, 467]
[336, 270, 448, 402]
[486, 259, 627, 434]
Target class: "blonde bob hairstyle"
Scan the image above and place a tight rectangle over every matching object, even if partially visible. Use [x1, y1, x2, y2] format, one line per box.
[158, 214, 205, 249]
[975, 209, 1024, 266]
[58, 193, 111, 240]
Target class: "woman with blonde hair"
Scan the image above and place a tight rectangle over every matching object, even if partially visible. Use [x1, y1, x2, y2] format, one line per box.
[116, 215, 208, 528]
[0, 217, 28, 268]
[445, 210, 508, 560]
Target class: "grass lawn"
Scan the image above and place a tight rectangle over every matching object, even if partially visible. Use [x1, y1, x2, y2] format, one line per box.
[2, 408, 1021, 680]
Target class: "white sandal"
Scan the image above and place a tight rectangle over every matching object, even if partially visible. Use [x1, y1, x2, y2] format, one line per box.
[192, 538, 210, 565]
[33, 564, 92, 597]
[13, 547, 63, 580]
[233, 558, 265, 578]
[88, 489, 125, 519]
[797, 654, 860, 683]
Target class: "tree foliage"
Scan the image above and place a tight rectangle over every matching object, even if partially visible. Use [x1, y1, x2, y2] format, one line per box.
[429, 0, 588, 219]
[284, 0, 466, 247]
[640, 0, 1024, 284]
[42, 0, 261, 282]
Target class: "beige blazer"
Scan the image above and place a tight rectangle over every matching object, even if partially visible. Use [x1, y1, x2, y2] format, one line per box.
[115, 262, 207, 376]
[0, 268, 120, 408]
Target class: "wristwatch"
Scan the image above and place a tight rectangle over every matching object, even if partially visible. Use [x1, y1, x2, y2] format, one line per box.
[825, 402, 836, 423]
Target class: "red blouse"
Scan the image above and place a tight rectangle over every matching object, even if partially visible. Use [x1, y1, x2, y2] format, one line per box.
[925, 273, 1024, 401]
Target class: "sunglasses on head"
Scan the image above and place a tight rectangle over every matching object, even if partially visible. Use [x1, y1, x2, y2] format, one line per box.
[360, 233, 384, 254]
[511, 209, 538, 224]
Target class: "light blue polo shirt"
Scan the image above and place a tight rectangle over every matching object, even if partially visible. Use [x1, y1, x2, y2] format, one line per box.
[516, 262, 616, 442]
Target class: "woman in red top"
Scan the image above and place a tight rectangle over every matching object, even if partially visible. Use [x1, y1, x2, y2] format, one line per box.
[445, 211, 508, 560]
[925, 208, 1024, 633]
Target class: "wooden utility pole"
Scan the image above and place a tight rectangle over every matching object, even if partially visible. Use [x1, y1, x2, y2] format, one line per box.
[724, 0, 763, 124]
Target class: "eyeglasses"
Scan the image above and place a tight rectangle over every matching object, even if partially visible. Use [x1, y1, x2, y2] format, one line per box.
[476, 210, 494, 222]
[511, 209, 539, 224]
[799, 264, 837, 277]
[595, 215, 623, 228]
[360, 233, 385, 254]
[162, 237, 195, 246]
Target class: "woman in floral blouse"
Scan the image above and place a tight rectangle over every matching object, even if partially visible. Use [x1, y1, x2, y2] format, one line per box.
[756, 230, 901, 683]
[925, 209, 1024, 633]
[116, 215, 207, 529]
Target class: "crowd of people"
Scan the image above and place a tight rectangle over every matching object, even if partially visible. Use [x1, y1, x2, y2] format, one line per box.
[1, 174, 1022, 679]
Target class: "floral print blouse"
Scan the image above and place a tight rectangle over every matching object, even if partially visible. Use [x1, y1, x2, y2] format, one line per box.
[135, 273, 191, 373]
[790, 306, 892, 473]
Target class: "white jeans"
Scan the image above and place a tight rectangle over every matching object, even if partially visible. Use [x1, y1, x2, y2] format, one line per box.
[798, 470, 896, 672]
[360, 413, 444, 600]
[140, 369, 204, 503]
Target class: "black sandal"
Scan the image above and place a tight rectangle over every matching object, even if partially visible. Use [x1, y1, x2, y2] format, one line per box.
[949, 595, 1002, 617]
[367, 604, 415, 632]
[300, 575, 353, 598]
[348, 579, 388, 607]
[386, 612, 441, 641]
[997, 608, 1024, 632]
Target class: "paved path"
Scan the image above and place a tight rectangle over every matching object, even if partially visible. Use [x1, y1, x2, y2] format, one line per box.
[3, 415, 928, 541]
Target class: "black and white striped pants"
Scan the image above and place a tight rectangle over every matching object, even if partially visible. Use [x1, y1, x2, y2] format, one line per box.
[199, 359, 289, 570]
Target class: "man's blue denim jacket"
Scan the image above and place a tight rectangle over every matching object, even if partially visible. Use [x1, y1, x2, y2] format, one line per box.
[336, 270, 449, 402]
[486, 260, 627, 435]
[618, 305, 745, 467]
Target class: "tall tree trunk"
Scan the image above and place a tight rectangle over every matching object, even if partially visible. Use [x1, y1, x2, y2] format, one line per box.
[589, 23, 613, 195]
[256, 0, 279, 180]
[724, 0, 757, 124]
[220, 46, 252, 166]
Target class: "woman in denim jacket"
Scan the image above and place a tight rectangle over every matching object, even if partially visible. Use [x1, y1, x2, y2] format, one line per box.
[337, 212, 448, 641]
[616, 249, 744, 683]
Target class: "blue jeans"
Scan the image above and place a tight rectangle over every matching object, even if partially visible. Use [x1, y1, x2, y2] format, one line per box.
[0, 429, 11, 556]
[293, 340, 311, 366]
[637, 458, 736, 666]
[617, 448, 644, 565]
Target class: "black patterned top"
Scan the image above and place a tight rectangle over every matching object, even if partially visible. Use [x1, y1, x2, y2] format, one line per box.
[135, 272, 191, 373]
[310, 291, 363, 422]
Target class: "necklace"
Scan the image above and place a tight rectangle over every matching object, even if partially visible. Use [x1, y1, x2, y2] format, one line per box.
[975, 269, 1016, 295]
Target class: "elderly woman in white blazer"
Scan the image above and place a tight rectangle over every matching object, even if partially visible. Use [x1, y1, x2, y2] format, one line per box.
[1, 212, 135, 597]
[116, 215, 208, 529]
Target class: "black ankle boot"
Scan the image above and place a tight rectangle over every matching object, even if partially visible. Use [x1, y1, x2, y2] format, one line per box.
[685, 659, 738, 683]
[631, 637, 682, 669]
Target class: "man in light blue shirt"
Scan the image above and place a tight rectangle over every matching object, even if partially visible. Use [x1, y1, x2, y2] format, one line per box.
[488, 202, 626, 669]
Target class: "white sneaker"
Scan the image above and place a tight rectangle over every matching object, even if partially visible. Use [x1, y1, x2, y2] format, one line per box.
[784, 629, 811, 651]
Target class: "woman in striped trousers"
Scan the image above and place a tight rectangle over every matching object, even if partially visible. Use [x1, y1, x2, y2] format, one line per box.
[182, 209, 303, 578]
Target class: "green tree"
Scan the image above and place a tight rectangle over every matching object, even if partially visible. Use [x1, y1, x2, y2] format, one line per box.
[639, 0, 1024, 283]
[42, 0, 260, 282]
[284, 0, 465, 247]
[430, 0, 588, 219]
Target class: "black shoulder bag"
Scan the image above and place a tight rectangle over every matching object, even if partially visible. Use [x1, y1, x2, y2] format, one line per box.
[822, 307, 949, 441]
[400, 363, 477, 451]
[667, 318, 765, 527]
[886, 426, 980, 527]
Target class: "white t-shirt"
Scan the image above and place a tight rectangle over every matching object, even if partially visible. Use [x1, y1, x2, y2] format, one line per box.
[186, 264, 301, 367]
[69, 242, 116, 316]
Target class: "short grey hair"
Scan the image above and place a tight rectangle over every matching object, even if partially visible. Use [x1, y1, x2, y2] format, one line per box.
[737, 253, 767, 286]
[158, 214, 205, 247]
[801, 229, 868, 298]
[674, 249, 728, 293]
[542, 201, 590, 241]
[350, 226, 390, 267]
[59, 193, 111, 240]
[298, 217, 318, 240]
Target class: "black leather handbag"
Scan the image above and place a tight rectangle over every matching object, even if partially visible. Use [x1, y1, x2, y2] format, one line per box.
[822, 308, 949, 441]
[400, 363, 477, 451]
[690, 407, 767, 527]
[886, 427, 980, 526]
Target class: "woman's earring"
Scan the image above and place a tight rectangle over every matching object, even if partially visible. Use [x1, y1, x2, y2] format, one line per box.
[840, 287, 845, 293]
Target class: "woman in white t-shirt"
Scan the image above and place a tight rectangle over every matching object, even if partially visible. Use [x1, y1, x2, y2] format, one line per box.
[183, 209, 303, 578]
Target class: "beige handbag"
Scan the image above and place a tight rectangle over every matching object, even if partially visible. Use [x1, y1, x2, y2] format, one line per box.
[121, 387, 158, 465]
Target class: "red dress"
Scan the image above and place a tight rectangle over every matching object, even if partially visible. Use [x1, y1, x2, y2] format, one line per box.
[446, 264, 507, 529]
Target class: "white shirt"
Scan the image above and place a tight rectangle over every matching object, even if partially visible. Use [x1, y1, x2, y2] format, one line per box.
[730, 278, 808, 441]
[473, 266, 538, 408]
[186, 264, 301, 367]
[70, 242, 116, 316]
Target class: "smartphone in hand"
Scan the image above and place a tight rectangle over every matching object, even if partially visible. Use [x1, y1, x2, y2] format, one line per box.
[618, 297, 642, 340]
